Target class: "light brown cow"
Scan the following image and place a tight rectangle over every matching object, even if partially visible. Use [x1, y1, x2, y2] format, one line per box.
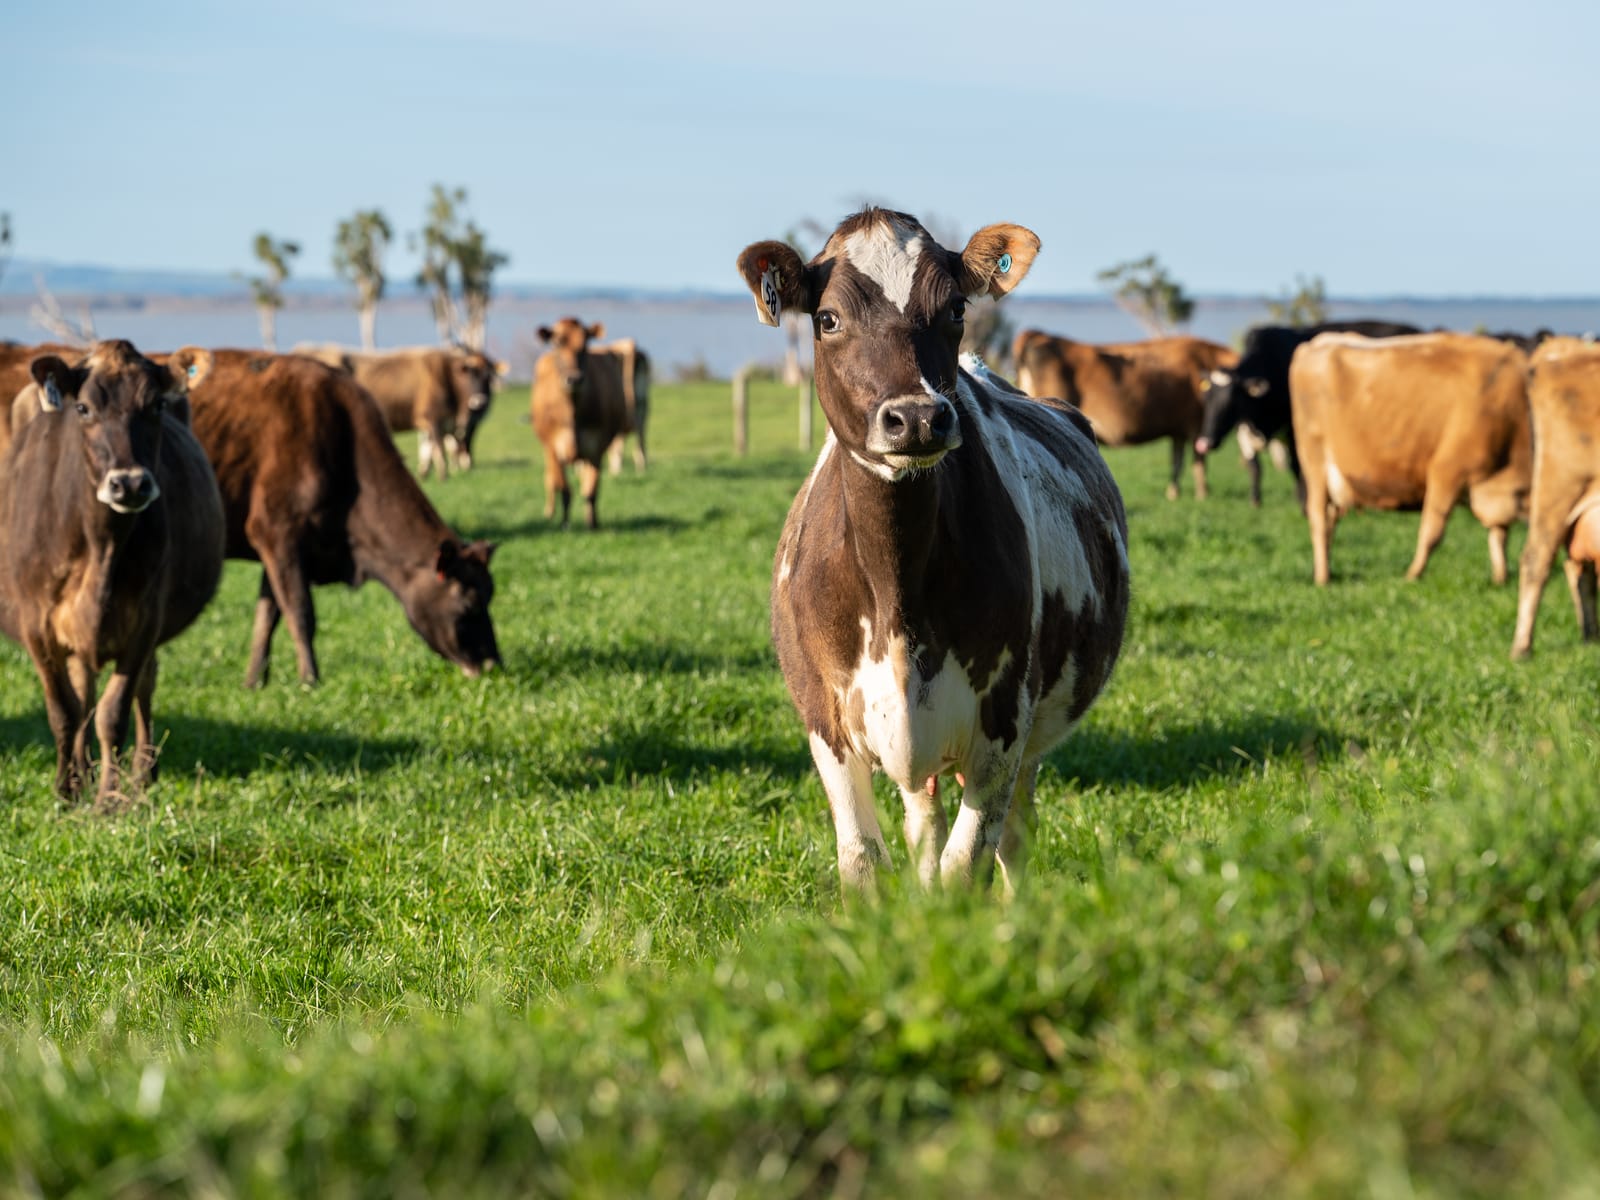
[298, 345, 503, 478]
[1511, 338, 1600, 659]
[739, 208, 1128, 894]
[530, 319, 651, 529]
[1290, 332, 1531, 586]
[1011, 330, 1237, 500]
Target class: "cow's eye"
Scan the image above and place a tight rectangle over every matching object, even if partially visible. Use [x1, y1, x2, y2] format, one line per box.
[950, 299, 967, 322]
[75, 402, 90, 418]
[817, 311, 841, 335]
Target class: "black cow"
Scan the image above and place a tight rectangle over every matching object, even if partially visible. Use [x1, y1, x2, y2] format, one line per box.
[1196, 320, 1420, 505]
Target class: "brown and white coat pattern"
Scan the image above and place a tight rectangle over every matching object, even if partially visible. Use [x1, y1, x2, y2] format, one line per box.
[743, 210, 1129, 893]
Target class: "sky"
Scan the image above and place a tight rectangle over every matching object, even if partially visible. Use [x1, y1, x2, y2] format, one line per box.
[5, 0, 1599, 297]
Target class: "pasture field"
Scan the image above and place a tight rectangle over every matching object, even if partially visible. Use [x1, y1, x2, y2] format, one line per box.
[2, 379, 1599, 1196]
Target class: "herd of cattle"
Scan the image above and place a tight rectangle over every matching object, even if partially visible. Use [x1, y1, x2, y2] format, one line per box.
[1, 205, 1596, 895]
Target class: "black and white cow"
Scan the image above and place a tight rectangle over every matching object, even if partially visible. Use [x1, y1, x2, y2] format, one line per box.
[738, 209, 1129, 894]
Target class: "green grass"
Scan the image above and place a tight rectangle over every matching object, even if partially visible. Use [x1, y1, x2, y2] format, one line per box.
[2, 380, 1598, 1196]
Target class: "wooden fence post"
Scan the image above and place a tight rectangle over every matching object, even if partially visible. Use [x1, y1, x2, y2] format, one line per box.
[732, 365, 751, 457]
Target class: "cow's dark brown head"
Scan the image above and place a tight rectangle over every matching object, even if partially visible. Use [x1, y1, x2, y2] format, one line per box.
[448, 348, 500, 417]
[30, 341, 210, 514]
[402, 537, 501, 677]
[737, 210, 1038, 479]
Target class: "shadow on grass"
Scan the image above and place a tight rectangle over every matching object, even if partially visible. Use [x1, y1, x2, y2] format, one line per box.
[1048, 714, 1334, 791]
[0, 711, 419, 783]
[530, 641, 776, 681]
[468, 511, 690, 542]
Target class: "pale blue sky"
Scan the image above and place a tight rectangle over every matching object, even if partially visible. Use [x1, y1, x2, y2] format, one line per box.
[6, 0, 1597, 296]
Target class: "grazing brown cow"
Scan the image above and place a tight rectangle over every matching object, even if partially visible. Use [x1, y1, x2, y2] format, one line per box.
[180, 350, 501, 686]
[0, 340, 224, 806]
[530, 319, 651, 529]
[1011, 330, 1236, 500]
[1290, 332, 1531, 586]
[739, 209, 1129, 894]
[299, 345, 503, 477]
[1511, 338, 1600, 659]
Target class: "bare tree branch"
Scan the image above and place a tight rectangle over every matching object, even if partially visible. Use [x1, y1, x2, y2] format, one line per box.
[29, 273, 96, 347]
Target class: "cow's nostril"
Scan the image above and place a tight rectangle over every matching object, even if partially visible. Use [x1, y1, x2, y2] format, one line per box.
[883, 409, 907, 434]
[931, 405, 954, 437]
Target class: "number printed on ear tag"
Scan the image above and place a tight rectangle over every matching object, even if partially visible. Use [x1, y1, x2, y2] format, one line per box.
[756, 266, 782, 326]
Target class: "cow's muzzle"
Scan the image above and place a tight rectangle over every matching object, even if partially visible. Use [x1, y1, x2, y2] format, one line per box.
[467, 392, 490, 412]
[865, 395, 962, 464]
[97, 467, 160, 513]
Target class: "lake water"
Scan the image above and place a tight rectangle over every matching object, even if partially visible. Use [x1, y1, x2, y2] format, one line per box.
[3, 293, 1596, 380]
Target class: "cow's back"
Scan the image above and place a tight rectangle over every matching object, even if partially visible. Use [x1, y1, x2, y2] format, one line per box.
[348, 350, 448, 431]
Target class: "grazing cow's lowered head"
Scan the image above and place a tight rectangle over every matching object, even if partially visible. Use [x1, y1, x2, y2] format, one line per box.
[738, 210, 1039, 480]
[30, 340, 212, 515]
[401, 537, 502, 677]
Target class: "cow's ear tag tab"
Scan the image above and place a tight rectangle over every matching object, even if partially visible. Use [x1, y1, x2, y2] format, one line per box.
[997, 253, 1013, 275]
[756, 259, 782, 327]
[187, 364, 199, 380]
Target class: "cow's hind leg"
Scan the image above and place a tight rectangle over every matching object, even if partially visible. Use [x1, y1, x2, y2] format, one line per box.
[995, 759, 1042, 901]
[1166, 439, 1184, 501]
[253, 541, 319, 686]
[130, 655, 159, 789]
[606, 436, 625, 477]
[941, 751, 1022, 890]
[1566, 558, 1598, 642]
[577, 460, 602, 530]
[901, 777, 951, 889]
[245, 570, 281, 688]
[810, 734, 890, 896]
[1190, 439, 1209, 501]
[1406, 469, 1465, 581]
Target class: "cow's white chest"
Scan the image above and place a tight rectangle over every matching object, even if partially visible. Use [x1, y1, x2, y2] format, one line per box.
[1326, 456, 1354, 508]
[839, 621, 993, 790]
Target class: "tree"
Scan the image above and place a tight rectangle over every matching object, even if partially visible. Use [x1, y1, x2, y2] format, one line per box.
[247, 232, 299, 351]
[1266, 274, 1328, 327]
[1096, 254, 1194, 336]
[412, 185, 508, 351]
[332, 209, 393, 351]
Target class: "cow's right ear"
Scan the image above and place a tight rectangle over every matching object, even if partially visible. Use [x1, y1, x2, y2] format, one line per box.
[30, 355, 80, 413]
[736, 241, 811, 326]
[164, 346, 213, 394]
[537, 326, 555, 344]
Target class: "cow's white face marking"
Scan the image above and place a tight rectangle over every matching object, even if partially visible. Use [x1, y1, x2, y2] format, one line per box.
[842, 220, 923, 314]
[1209, 369, 1232, 387]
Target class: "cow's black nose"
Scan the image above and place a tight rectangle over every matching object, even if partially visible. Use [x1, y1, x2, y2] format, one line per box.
[867, 396, 960, 457]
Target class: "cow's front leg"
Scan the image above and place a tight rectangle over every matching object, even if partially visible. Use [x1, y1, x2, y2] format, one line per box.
[93, 657, 148, 811]
[901, 776, 950, 889]
[29, 644, 86, 800]
[996, 758, 1042, 901]
[809, 733, 889, 895]
[130, 654, 160, 789]
[941, 749, 1022, 889]
[576, 460, 603, 529]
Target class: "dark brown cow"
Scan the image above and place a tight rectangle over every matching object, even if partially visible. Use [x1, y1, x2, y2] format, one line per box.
[1011, 330, 1238, 500]
[0, 340, 224, 806]
[1290, 332, 1531, 586]
[530, 319, 651, 529]
[1512, 338, 1600, 658]
[299, 345, 503, 477]
[180, 350, 501, 686]
[739, 209, 1129, 894]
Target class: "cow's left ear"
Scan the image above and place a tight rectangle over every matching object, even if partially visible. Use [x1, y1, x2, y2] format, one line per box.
[30, 355, 82, 413]
[955, 224, 1041, 299]
[736, 240, 812, 325]
[494, 359, 509, 377]
[464, 538, 498, 564]
[435, 538, 462, 581]
[587, 323, 606, 341]
[164, 346, 212, 394]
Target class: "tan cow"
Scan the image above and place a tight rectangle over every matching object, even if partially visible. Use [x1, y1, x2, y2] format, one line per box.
[1511, 338, 1600, 658]
[530, 319, 651, 529]
[1011, 330, 1237, 499]
[297, 345, 503, 478]
[1290, 332, 1531, 586]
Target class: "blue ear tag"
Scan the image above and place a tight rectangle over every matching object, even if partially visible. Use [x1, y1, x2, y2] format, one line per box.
[997, 253, 1013, 275]
[187, 364, 198, 379]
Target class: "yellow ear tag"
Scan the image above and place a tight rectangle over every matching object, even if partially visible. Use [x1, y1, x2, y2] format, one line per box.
[756, 264, 782, 327]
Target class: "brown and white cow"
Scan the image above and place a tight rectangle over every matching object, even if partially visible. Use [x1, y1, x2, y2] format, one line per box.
[1290, 332, 1531, 586]
[1511, 338, 1600, 659]
[181, 350, 501, 686]
[299, 345, 503, 477]
[0, 340, 225, 806]
[1011, 330, 1237, 500]
[530, 319, 651, 529]
[739, 209, 1129, 894]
